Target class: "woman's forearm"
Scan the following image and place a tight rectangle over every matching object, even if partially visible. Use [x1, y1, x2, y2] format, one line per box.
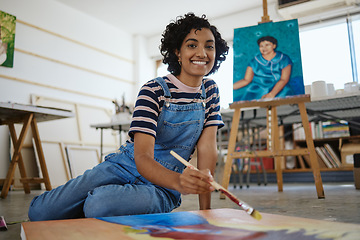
[196, 126, 218, 210]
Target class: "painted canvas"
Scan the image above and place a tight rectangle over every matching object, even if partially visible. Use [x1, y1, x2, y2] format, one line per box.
[0, 11, 16, 68]
[97, 209, 360, 240]
[21, 209, 360, 239]
[233, 19, 304, 102]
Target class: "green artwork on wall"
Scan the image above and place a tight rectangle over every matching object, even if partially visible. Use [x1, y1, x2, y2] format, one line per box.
[0, 10, 16, 68]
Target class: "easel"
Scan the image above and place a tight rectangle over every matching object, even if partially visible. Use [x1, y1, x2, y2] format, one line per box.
[221, 1, 325, 199]
[259, 0, 272, 23]
[221, 96, 325, 199]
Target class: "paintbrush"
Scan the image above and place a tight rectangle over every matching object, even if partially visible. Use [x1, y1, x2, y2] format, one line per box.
[170, 150, 262, 221]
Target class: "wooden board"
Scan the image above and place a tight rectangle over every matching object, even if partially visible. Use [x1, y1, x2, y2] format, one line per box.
[66, 145, 100, 178]
[21, 208, 360, 240]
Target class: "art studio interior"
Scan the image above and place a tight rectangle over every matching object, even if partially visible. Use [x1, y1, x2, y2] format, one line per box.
[1, 0, 360, 239]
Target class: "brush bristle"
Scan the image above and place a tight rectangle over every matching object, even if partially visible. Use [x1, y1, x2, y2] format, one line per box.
[250, 210, 262, 221]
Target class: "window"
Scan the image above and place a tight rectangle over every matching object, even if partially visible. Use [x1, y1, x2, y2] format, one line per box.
[352, 16, 360, 82]
[299, 16, 359, 90]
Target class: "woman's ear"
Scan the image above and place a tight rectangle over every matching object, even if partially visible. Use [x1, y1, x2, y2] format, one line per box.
[175, 50, 180, 60]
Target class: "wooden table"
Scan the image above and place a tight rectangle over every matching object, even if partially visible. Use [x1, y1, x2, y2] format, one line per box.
[0, 102, 74, 198]
[21, 208, 360, 239]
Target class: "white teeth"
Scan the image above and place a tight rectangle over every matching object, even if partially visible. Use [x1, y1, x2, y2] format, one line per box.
[192, 61, 206, 65]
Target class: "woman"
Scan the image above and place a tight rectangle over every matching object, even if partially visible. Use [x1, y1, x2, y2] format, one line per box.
[233, 36, 294, 100]
[28, 13, 228, 221]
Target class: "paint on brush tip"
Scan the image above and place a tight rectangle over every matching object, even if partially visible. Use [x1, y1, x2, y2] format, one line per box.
[219, 189, 240, 205]
[219, 189, 262, 221]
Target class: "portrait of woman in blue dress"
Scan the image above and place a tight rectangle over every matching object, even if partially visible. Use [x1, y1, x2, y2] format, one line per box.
[233, 36, 294, 100]
[232, 19, 305, 102]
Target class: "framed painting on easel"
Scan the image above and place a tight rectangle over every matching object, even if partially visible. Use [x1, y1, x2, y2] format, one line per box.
[233, 19, 305, 102]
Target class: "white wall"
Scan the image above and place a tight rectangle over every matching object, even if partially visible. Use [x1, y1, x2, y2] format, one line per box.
[0, 0, 137, 178]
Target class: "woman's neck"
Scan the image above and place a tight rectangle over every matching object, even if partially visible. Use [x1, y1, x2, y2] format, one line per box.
[167, 74, 201, 92]
[176, 73, 202, 88]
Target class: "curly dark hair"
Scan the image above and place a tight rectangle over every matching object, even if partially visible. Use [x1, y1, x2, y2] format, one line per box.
[257, 36, 278, 47]
[160, 13, 229, 76]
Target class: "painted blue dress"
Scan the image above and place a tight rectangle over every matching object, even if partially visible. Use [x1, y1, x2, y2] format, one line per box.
[241, 51, 294, 100]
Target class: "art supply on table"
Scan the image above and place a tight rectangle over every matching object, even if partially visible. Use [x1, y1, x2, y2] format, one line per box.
[170, 150, 262, 220]
[311, 80, 327, 98]
[344, 82, 360, 93]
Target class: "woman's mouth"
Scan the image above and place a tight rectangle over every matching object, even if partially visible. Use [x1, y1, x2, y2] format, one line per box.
[192, 61, 207, 65]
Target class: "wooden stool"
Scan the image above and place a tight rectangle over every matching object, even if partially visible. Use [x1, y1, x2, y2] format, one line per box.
[221, 95, 325, 199]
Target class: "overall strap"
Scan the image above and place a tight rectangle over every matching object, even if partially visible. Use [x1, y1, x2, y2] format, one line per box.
[200, 80, 206, 99]
[154, 77, 171, 98]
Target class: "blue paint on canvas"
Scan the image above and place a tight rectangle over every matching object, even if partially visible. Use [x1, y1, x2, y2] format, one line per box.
[233, 19, 305, 102]
[97, 211, 208, 227]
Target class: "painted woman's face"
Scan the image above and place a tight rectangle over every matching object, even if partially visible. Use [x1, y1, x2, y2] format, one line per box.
[259, 40, 276, 56]
[176, 28, 216, 85]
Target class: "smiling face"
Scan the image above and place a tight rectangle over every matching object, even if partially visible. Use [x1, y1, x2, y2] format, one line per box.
[176, 28, 216, 87]
[259, 40, 276, 56]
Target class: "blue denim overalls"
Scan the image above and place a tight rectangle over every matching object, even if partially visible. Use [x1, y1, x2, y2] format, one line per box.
[28, 77, 206, 221]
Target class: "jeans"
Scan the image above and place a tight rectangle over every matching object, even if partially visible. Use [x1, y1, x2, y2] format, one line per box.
[28, 147, 180, 221]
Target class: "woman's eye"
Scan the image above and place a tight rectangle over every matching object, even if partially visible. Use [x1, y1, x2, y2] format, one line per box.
[207, 45, 215, 49]
[187, 44, 196, 48]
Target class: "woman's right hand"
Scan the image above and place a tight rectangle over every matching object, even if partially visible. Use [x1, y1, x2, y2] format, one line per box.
[177, 167, 215, 195]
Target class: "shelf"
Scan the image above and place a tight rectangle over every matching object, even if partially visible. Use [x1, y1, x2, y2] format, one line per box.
[252, 167, 353, 174]
[294, 135, 360, 143]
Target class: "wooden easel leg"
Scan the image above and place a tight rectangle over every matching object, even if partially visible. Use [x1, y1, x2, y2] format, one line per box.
[1, 114, 33, 199]
[271, 107, 284, 192]
[298, 102, 325, 199]
[221, 108, 241, 199]
[8, 124, 31, 194]
[31, 118, 52, 191]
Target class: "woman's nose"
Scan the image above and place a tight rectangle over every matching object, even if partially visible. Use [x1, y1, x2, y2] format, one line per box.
[196, 47, 207, 58]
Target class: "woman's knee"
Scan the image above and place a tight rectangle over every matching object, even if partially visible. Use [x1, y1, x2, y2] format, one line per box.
[28, 195, 55, 221]
[83, 184, 170, 218]
[28, 196, 42, 221]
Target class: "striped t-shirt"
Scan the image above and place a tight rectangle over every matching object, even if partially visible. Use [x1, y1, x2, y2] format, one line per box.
[128, 74, 224, 141]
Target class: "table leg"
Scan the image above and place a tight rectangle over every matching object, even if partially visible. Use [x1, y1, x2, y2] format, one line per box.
[100, 128, 103, 159]
[1, 114, 33, 199]
[31, 118, 52, 191]
[8, 124, 31, 194]
[119, 126, 122, 146]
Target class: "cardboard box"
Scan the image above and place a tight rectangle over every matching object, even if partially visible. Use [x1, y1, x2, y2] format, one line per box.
[341, 143, 360, 167]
